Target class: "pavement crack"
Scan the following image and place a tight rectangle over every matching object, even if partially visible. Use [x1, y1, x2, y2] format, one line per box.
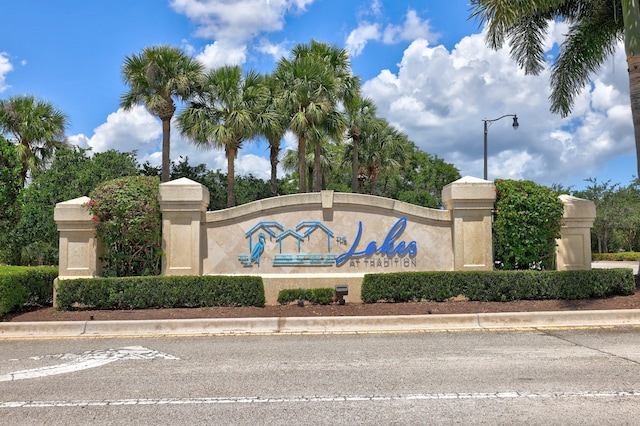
[541, 330, 640, 366]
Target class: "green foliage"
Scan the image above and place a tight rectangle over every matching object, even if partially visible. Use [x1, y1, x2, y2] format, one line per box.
[593, 252, 640, 261]
[55, 275, 265, 310]
[11, 147, 140, 266]
[277, 288, 336, 305]
[0, 136, 21, 264]
[0, 266, 58, 316]
[88, 176, 162, 277]
[493, 179, 564, 270]
[361, 269, 635, 303]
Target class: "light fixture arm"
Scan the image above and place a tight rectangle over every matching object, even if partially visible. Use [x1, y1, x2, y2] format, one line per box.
[482, 114, 519, 180]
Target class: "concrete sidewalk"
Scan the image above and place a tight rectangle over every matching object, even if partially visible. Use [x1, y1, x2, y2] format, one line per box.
[0, 261, 637, 339]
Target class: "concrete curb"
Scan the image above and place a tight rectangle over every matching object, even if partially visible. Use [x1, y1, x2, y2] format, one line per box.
[2, 309, 640, 338]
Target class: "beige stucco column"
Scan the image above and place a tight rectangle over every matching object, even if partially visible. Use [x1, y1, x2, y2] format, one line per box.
[442, 176, 496, 271]
[159, 178, 209, 276]
[54, 196, 102, 279]
[555, 194, 596, 271]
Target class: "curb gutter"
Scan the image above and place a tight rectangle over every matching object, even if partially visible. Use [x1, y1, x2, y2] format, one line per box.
[2, 309, 640, 338]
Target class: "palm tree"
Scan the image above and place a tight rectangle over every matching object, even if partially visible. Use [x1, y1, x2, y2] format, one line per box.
[469, 0, 640, 178]
[258, 74, 289, 196]
[178, 65, 267, 207]
[275, 40, 358, 193]
[0, 95, 68, 187]
[120, 45, 204, 182]
[360, 119, 410, 195]
[344, 96, 378, 192]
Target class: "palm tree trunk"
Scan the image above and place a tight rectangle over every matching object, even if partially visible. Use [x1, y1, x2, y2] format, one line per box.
[270, 144, 279, 196]
[314, 142, 322, 192]
[298, 135, 307, 193]
[351, 136, 359, 193]
[623, 1, 640, 178]
[227, 146, 236, 207]
[161, 117, 171, 183]
[627, 55, 640, 179]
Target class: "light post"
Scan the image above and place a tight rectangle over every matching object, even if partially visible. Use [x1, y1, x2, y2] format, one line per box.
[482, 114, 519, 180]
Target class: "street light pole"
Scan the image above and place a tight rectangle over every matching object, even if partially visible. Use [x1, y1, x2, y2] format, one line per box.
[482, 114, 519, 180]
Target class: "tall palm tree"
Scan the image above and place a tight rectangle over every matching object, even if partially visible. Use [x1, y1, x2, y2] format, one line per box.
[178, 65, 267, 207]
[469, 0, 640, 177]
[275, 40, 358, 193]
[258, 74, 289, 196]
[0, 95, 68, 187]
[344, 95, 378, 192]
[120, 45, 204, 182]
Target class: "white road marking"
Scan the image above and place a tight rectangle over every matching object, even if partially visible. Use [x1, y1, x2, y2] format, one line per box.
[0, 346, 179, 382]
[1, 391, 640, 408]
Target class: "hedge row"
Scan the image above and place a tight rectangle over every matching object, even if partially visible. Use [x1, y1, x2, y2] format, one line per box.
[56, 275, 265, 310]
[593, 252, 640, 262]
[361, 269, 635, 303]
[277, 288, 336, 305]
[0, 266, 58, 316]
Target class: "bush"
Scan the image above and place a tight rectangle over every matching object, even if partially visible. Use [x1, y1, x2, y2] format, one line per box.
[87, 176, 162, 277]
[0, 266, 58, 316]
[55, 275, 265, 310]
[493, 179, 564, 270]
[361, 269, 635, 303]
[277, 288, 336, 305]
[593, 252, 640, 262]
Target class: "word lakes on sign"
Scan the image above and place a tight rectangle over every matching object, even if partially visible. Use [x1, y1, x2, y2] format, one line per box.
[201, 191, 456, 276]
[237, 217, 418, 269]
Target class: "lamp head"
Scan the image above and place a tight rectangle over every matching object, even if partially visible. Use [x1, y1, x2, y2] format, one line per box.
[512, 115, 519, 130]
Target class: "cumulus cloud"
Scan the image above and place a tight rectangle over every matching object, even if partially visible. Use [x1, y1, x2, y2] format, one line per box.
[170, 0, 315, 67]
[347, 8, 438, 58]
[0, 52, 13, 92]
[382, 10, 437, 44]
[362, 24, 633, 185]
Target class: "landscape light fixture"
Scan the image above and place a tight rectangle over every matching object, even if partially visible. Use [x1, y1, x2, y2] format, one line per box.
[482, 114, 519, 180]
[335, 285, 348, 305]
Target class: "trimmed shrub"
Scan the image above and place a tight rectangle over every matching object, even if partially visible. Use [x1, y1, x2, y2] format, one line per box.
[493, 179, 564, 270]
[277, 288, 336, 305]
[56, 275, 265, 310]
[87, 176, 162, 277]
[0, 266, 58, 316]
[593, 252, 640, 262]
[361, 269, 635, 303]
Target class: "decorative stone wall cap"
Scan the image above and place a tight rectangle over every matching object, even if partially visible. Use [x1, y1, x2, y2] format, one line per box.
[558, 194, 596, 219]
[159, 177, 210, 206]
[54, 196, 93, 223]
[442, 176, 496, 205]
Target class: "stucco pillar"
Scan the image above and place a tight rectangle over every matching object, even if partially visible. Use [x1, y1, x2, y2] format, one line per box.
[555, 194, 596, 271]
[442, 176, 496, 271]
[54, 196, 102, 279]
[159, 178, 209, 276]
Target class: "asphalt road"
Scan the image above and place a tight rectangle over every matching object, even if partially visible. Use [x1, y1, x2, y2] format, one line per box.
[1, 327, 640, 425]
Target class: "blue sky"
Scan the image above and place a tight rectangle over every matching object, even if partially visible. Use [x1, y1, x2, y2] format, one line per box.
[0, 0, 637, 191]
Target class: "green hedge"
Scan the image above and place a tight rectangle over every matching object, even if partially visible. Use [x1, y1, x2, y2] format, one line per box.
[361, 269, 635, 303]
[56, 275, 265, 310]
[277, 288, 336, 305]
[0, 266, 58, 316]
[593, 252, 640, 262]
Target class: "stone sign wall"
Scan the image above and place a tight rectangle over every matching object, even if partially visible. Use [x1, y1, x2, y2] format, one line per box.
[55, 176, 596, 305]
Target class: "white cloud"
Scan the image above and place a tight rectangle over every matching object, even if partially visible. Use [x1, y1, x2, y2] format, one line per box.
[255, 38, 290, 62]
[382, 10, 438, 45]
[0, 52, 13, 92]
[346, 23, 380, 57]
[362, 28, 634, 185]
[71, 105, 161, 153]
[196, 41, 247, 68]
[170, 0, 315, 67]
